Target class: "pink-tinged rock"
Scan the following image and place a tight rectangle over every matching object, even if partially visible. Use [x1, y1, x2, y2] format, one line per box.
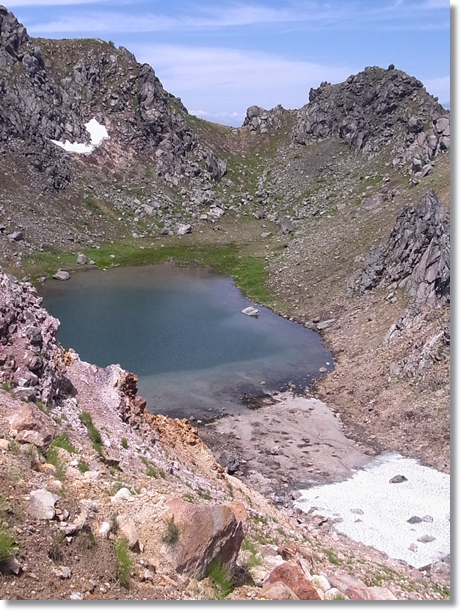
[7, 401, 54, 447]
[16, 429, 50, 448]
[260, 580, 300, 600]
[263, 561, 321, 600]
[367, 586, 397, 600]
[164, 498, 246, 579]
[329, 573, 371, 600]
[345, 586, 373, 600]
[116, 514, 140, 551]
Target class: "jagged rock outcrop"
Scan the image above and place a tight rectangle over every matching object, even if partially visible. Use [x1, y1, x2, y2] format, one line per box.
[348, 190, 450, 306]
[293, 66, 449, 172]
[243, 104, 286, 133]
[0, 6, 226, 190]
[0, 266, 70, 404]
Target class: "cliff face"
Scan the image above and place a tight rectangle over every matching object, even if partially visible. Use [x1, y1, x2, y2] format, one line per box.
[349, 189, 450, 306]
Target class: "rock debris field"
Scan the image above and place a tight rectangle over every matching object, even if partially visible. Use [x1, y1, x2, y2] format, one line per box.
[295, 452, 450, 569]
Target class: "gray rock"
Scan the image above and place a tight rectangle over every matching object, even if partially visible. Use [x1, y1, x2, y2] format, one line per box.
[76, 253, 88, 264]
[242, 306, 259, 317]
[417, 534, 436, 543]
[316, 319, 336, 330]
[7, 231, 23, 241]
[277, 218, 293, 234]
[52, 270, 70, 281]
[407, 516, 422, 524]
[389, 475, 407, 483]
[348, 190, 449, 307]
[177, 223, 191, 235]
[29, 488, 60, 520]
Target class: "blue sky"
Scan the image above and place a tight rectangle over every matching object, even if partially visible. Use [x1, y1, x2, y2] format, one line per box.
[5, 0, 451, 126]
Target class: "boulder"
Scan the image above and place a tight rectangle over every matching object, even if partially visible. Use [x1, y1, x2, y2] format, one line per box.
[316, 319, 336, 330]
[7, 402, 54, 448]
[276, 218, 293, 235]
[242, 306, 259, 317]
[28, 488, 60, 520]
[116, 514, 140, 550]
[76, 253, 88, 264]
[177, 224, 191, 235]
[163, 498, 246, 579]
[53, 270, 70, 281]
[260, 581, 300, 600]
[262, 561, 321, 600]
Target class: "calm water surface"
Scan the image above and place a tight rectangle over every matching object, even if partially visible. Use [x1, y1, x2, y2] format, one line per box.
[40, 264, 333, 419]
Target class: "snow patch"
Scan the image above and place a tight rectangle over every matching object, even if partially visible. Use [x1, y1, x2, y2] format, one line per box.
[295, 452, 450, 568]
[51, 118, 109, 154]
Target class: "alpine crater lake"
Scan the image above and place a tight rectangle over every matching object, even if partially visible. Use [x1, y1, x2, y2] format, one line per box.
[39, 264, 334, 420]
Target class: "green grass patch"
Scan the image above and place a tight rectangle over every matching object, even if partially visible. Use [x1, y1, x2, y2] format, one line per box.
[25, 243, 273, 306]
[196, 486, 211, 500]
[121, 437, 128, 449]
[79, 412, 104, 459]
[114, 538, 133, 588]
[0, 526, 18, 564]
[141, 457, 157, 478]
[241, 537, 262, 569]
[323, 547, 340, 565]
[77, 460, 90, 473]
[206, 560, 234, 599]
[50, 432, 76, 454]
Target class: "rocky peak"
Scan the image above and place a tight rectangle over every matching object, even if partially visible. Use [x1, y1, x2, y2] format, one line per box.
[0, 7, 226, 191]
[294, 65, 449, 172]
[0, 5, 28, 66]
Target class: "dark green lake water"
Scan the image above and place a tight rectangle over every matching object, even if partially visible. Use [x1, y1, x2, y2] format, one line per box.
[39, 264, 333, 419]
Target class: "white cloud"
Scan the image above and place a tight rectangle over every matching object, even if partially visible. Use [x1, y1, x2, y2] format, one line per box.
[133, 44, 354, 126]
[26, 1, 450, 35]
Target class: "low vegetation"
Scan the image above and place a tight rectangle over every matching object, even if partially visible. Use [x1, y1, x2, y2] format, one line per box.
[114, 538, 133, 588]
[161, 517, 180, 546]
[206, 560, 234, 599]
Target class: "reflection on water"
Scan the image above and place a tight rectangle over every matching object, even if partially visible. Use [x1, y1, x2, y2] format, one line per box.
[40, 263, 333, 419]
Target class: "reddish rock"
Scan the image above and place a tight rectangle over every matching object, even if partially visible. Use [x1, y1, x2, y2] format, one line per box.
[345, 586, 373, 600]
[263, 561, 321, 600]
[367, 586, 397, 600]
[6, 400, 54, 447]
[164, 498, 246, 579]
[260, 581, 300, 600]
[329, 573, 371, 600]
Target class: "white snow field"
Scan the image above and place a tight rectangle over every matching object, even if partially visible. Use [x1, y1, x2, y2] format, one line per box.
[51, 118, 109, 154]
[295, 452, 450, 568]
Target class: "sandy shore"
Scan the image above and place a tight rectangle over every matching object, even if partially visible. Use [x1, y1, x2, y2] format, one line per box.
[198, 391, 376, 500]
